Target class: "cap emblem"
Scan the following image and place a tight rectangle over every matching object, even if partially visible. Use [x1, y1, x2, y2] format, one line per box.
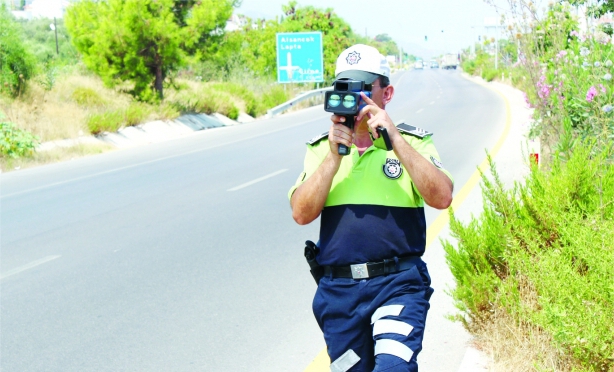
[346, 51, 361, 65]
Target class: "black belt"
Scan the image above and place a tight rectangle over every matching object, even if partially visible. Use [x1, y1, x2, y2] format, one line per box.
[323, 256, 421, 280]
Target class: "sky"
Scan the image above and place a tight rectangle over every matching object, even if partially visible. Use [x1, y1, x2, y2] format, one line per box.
[235, 0, 511, 59]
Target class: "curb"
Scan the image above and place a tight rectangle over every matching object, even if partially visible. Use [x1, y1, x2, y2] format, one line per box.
[35, 112, 254, 152]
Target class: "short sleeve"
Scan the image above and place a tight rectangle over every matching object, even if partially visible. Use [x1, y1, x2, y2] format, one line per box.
[287, 141, 328, 200]
[404, 135, 454, 184]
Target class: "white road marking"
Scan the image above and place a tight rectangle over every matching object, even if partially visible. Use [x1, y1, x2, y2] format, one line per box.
[228, 169, 288, 191]
[1, 255, 61, 280]
[416, 109, 424, 114]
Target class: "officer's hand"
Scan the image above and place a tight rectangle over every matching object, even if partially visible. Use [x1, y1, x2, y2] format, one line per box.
[328, 114, 353, 155]
[356, 93, 399, 141]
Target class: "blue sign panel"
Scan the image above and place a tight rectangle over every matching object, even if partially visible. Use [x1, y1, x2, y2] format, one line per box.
[276, 32, 324, 83]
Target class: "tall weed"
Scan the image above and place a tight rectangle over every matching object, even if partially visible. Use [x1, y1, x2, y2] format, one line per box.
[87, 110, 124, 134]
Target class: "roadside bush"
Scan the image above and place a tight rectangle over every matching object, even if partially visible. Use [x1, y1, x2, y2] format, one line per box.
[125, 102, 152, 126]
[461, 59, 477, 75]
[158, 102, 180, 120]
[0, 113, 39, 158]
[462, 50, 497, 79]
[87, 110, 124, 134]
[261, 85, 289, 112]
[167, 84, 241, 119]
[71, 87, 106, 107]
[481, 68, 498, 82]
[444, 143, 614, 370]
[211, 82, 259, 117]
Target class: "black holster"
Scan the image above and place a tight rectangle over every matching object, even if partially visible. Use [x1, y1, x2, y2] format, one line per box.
[304, 240, 323, 285]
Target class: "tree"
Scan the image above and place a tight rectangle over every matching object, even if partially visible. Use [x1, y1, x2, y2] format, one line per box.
[566, 0, 614, 18]
[210, 1, 357, 82]
[374, 33, 393, 43]
[0, 4, 37, 97]
[65, 0, 236, 101]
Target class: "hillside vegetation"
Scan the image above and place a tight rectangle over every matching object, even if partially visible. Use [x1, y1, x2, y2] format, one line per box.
[0, 0, 408, 170]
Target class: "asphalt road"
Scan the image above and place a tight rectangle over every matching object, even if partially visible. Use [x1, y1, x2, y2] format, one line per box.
[0, 68, 505, 372]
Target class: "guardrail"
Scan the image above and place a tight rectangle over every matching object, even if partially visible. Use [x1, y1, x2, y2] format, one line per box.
[266, 86, 333, 117]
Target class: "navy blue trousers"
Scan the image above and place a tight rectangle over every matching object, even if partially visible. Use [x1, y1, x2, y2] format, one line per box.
[313, 259, 433, 372]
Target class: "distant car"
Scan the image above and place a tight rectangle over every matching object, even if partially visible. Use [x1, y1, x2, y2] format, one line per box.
[431, 61, 439, 68]
[414, 61, 424, 69]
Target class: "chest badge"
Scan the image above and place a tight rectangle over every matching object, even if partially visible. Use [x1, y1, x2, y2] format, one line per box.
[383, 158, 403, 179]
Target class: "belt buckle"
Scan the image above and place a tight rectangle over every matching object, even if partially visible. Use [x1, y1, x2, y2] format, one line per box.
[350, 263, 369, 279]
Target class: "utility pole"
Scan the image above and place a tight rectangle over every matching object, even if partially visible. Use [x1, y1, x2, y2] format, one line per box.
[53, 17, 59, 55]
[495, 30, 499, 70]
[485, 20, 503, 70]
[50, 18, 59, 55]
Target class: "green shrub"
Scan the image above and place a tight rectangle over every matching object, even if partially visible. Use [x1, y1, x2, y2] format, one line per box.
[71, 87, 106, 106]
[0, 115, 39, 158]
[0, 5, 37, 97]
[157, 102, 180, 120]
[224, 82, 260, 116]
[481, 68, 498, 82]
[87, 110, 124, 134]
[261, 85, 289, 112]
[227, 105, 239, 120]
[444, 143, 614, 369]
[125, 102, 151, 126]
[461, 59, 477, 75]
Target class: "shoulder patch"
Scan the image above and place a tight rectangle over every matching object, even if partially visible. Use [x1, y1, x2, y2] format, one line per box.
[397, 123, 432, 139]
[307, 131, 329, 146]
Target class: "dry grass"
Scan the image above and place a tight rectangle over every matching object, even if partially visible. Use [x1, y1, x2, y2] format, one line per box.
[476, 309, 576, 372]
[0, 142, 115, 172]
[0, 72, 131, 142]
[471, 276, 579, 372]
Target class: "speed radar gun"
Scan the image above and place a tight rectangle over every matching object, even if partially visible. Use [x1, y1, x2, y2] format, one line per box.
[324, 79, 393, 155]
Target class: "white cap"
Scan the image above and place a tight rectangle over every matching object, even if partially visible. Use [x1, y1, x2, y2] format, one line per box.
[334, 44, 390, 84]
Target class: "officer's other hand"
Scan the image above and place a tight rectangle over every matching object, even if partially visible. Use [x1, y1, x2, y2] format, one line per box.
[356, 92, 399, 141]
[328, 115, 353, 155]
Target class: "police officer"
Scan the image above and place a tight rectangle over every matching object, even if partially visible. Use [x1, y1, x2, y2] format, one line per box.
[288, 44, 454, 371]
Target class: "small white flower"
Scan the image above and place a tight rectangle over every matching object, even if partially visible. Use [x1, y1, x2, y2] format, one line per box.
[595, 61, 602, 67]
[582, 61, 591, 68]
[580, 47, 590, 56]
[606, 60, 613, 67]
[604, 73, 612, 80]
[602, 104, 613, 113]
